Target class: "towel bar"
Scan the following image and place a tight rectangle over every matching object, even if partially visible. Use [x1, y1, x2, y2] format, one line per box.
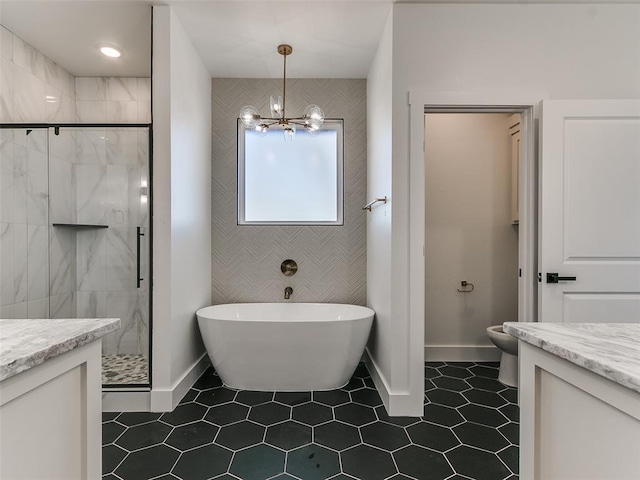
[362, 196, 387, 211]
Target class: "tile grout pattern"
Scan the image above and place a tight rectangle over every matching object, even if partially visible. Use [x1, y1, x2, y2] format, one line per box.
[103, 362, 519, 480]
[211, 78, 367, 306]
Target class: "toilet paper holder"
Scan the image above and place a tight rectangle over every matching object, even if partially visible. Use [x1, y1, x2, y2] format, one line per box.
[457, 281, 474, 293]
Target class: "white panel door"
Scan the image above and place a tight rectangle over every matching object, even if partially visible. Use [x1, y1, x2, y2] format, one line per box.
[539, 100, 640, 323]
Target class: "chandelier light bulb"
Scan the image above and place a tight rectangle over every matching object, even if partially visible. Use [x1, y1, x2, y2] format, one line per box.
[270, 95, 283, 119]
[283, 124, 296, 141]
[239, 45, 324, 141]
[303, 104, 325, 130]
[240, 105, 260, 128]
[255, 124, 269, 137]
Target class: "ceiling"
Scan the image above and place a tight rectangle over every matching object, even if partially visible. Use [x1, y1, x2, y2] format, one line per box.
[0, 0, 606, 79]
[0, 0, 391, 79]
[168, 1, 392, 78]
[0, 1, 152, 77]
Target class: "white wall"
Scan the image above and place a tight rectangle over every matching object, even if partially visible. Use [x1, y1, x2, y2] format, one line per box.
[365, 3, 640, 415]
[367, 11, 418, 414]
[425, 114, 517, 359]
[151, 6, 211, 411]
[392, 3, 640, 228]
[393, 4, 640, 99]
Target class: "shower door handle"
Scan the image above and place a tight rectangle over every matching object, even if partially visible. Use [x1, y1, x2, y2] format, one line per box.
[136, 227, 144, 288]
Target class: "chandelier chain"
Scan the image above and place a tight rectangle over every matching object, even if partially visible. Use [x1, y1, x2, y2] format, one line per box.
[282, 50, 287, 120]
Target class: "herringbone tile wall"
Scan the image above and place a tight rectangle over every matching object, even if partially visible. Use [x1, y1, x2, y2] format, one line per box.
[211, 78, 367, 305]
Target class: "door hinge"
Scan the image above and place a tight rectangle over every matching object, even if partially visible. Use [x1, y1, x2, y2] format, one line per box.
[518, 268, 522, 278]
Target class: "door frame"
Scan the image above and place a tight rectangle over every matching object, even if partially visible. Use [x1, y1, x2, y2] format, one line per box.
[409, 90, 548, 362]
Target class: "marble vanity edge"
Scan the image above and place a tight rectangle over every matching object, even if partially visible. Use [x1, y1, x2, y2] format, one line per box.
[503, 322, 640, 394]
[0, 318, 120, 382]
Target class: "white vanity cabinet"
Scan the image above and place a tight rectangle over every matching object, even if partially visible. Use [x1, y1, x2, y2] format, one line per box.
[0, 318, 119, 480]
[504, 322, 640, 480]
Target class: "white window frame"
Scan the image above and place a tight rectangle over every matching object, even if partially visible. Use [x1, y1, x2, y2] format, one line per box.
[237, 119, 344, 226]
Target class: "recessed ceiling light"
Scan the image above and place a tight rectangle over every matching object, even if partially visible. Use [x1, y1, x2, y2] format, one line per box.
[100, 46, 122, 58]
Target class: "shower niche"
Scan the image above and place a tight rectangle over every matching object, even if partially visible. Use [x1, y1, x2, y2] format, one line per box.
[1, 125, 152, 387]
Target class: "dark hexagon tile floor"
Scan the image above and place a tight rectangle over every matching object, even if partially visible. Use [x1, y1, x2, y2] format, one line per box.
[103, 361, 518, 480]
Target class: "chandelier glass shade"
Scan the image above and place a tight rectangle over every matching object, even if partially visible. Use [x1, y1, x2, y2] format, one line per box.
[239, 44, 325, 139]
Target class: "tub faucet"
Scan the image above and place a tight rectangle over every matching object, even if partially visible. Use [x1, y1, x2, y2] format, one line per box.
[284, 287, 293, 300]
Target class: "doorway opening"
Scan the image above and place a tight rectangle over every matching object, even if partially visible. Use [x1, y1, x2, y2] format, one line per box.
[424, 112, 523, 360]
[406, 98, 539, 368]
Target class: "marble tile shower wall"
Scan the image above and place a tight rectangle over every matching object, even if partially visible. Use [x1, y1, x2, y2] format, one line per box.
[0, 26, 151, 356]
[75, 77, 151, 124]
[0, 26, 76, 124]
[48, 125, 151, 355]
[0, 128, 50, 318]
[70, 125, 150, 355]
[1, 25, 75, 318]
[54, 79, 151, 353]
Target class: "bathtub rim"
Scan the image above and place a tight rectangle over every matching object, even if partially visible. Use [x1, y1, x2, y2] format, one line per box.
[196, 302, 375, 323]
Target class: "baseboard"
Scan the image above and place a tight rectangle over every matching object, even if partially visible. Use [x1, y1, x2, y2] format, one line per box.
[425, 345, 501, 362]
[150, 353, 211, 412]
[102, 390, 151, 412]
[363, 348, 391, 410]
[363, 348, 423, 417]
[170, 353, 211, 409]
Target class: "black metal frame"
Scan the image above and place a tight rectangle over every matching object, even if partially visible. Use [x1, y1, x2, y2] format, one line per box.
[1, 122, 154, 390]
[0, 123, 151, 129]
[236, 118, 346, 227]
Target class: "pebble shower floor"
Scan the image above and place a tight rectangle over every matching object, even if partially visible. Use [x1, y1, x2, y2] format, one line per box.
[102, 361, 519, 480]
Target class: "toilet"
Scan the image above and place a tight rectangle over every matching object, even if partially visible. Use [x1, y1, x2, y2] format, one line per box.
[486, 325, 518, 387]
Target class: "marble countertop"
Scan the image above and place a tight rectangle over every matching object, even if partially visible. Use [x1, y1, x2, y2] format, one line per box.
[504, 322, 640, 394]
[0, 318, 120, 382]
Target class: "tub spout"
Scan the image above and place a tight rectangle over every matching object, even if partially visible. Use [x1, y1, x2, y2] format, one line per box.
[284, 287, 293, 300]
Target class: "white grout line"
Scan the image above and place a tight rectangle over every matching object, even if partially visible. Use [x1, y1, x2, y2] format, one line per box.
[103, 361, 520, 480]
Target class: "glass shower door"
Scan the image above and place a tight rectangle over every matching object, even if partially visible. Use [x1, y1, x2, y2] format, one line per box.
[48, 126, 151, 386]
[0, 127, 50, 319]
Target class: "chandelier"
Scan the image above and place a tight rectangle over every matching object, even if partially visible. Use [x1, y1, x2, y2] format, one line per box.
[239, 44, 325, 140]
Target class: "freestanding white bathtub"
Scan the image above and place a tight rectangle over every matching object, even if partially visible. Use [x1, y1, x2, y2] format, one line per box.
[196, 303, 375, 391]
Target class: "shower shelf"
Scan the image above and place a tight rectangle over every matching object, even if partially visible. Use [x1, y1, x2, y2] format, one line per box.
[52, 223, 109, 229]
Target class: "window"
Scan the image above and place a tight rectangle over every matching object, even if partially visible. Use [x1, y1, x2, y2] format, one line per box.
[238, 119, 344, 225]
